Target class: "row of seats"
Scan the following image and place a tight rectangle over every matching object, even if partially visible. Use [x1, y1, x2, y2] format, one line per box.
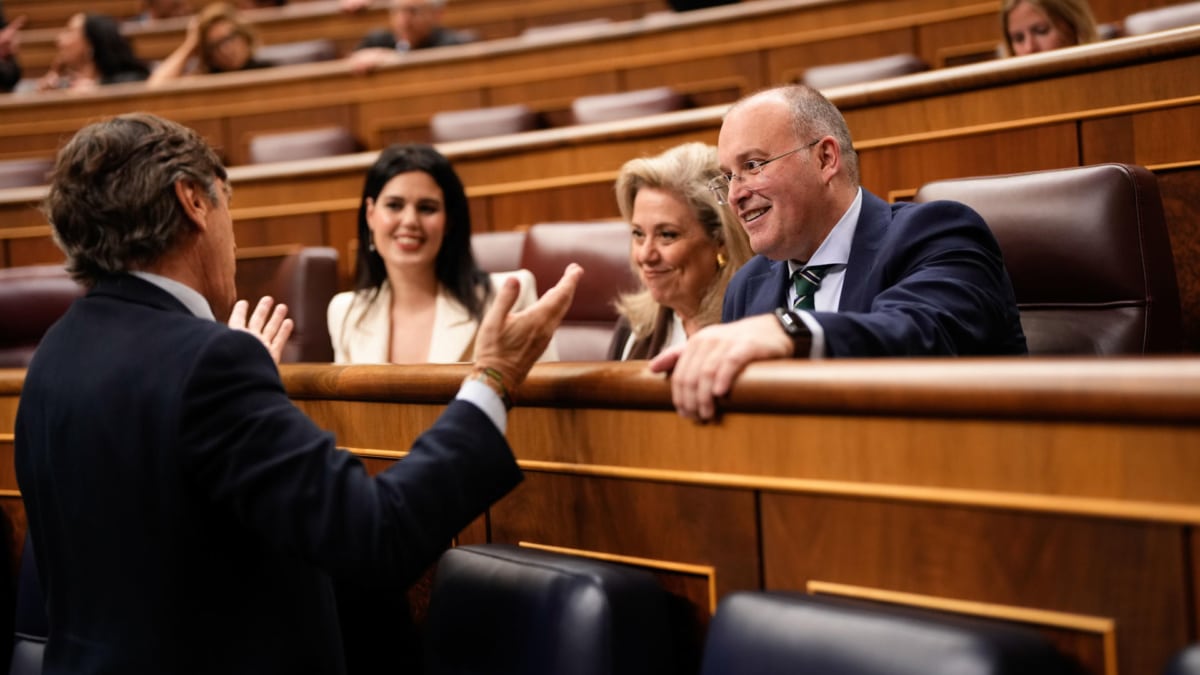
[0, 163, 1185, 366]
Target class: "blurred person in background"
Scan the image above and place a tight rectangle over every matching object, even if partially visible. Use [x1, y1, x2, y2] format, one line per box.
[148, 2, 272, 85]
[37, 13, 149, 92]
[347, 0, 474, 73]
[0, 3, 24, 93]
[1002, 0, 1098, 56]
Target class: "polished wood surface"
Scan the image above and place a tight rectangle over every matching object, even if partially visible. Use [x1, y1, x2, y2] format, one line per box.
[3, 357, 1200, 672]
[13, 0, 668, 77]
[0, 0, 1005, 164]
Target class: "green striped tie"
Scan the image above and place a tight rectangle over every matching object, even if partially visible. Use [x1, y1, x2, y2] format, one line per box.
[792, 265, 833, 310]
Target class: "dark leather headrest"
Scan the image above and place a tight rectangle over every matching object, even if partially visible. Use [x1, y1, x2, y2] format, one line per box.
[425, 544, 677, 675]
[700, 593, 1073, 675]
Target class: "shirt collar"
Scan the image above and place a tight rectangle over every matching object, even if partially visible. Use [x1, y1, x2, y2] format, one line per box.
[129, 271, 216, 321]
[788, 187, 863, 277]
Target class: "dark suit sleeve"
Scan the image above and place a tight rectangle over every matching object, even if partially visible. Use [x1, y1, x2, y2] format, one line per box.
[178, 329, 521, 587]
[355, 28, 396, 51]
[814, 200, 1026, 356]
[606, 316, 632, 360]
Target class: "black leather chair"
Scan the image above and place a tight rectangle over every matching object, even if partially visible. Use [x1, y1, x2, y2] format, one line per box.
[700, 592, 1074, 675]
[519, 221, 639, 361]
[10, 536, 47, 675]
[234, 246, 339, 362]
[1166, 644, 1200, 675]
[424, 544, 677, 675]
[914, 163, 1183, 354]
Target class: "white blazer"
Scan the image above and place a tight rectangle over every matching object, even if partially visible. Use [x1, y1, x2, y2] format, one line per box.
[326, 269, 556, 363]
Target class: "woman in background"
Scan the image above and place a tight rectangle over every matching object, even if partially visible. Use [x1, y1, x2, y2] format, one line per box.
[1002, 0, 1099, 56]
[148, 2, 270, 85]
[37, 13, 149, 91]
[608, 142, 752, 360]
[328, 143, 554, 363]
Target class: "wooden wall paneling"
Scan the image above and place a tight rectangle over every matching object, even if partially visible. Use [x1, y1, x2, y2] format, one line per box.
[6, 0, 140, 29]
[325, 208, 360, 290]
[481, 180, 620, 232]
[920, 12, 1002, 67]
[233, 213, 327, 250]
[620, 52, 760, 107]
[761, 493, 1190, 675]
[1154, 167, 1200, 353]
[856, 122, 1082, 197]
[768, 29, 919, 86]
[227, 104, 358, 167]
[360, 89, 488, 148]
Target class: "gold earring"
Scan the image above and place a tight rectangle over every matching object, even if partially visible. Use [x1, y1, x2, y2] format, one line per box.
[717, 252, 727, 269]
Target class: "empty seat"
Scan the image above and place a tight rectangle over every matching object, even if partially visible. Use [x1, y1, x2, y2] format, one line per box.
[0, 157, 55, 189]
[472, 230, 528, 273]
[247, 126, 359, 164]
[255, 38, 339, 66]
[571, 87, 685, 125]
[424, 544, 677, 675]
[521, 18, 613, 41]
[1166, 644, 1200, 675]
[431, 104, 538, 143]
[700, 592, 1073, 675]
[913, 163, 1183, 355]
[0, 265, 86, 368]
[234, 246, 339, 362]
[802, 53, 928, 90]
[1124, 2, 1200, 36]
[520, 221, 639, 361]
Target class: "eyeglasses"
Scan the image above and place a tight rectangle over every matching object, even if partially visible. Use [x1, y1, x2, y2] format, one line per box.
[707, 139, 821, 206]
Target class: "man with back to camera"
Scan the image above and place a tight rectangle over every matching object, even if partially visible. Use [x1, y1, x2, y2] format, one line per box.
[650, 84, 1027, 421]
[15, 112, 583, 673]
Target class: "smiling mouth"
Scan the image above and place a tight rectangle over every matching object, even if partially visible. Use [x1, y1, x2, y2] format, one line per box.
[740, 207, 769, 224]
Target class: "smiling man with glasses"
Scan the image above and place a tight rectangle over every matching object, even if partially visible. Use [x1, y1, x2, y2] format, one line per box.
[650, 84, 1028, 422]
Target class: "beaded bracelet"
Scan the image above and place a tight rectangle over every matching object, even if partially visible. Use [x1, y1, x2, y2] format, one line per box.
[464, 366, 514, 411]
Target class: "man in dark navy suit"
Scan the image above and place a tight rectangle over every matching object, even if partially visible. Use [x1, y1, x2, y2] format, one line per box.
[15, 113, 581, 674]
[651, 85, 1026, 421]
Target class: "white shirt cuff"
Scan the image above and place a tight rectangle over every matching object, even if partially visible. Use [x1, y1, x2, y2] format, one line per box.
[455, 379, 508, 434]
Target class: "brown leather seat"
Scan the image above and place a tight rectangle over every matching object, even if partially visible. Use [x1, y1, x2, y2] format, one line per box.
[471, 230, 528, 273]
[0, 157, 55, 189]
[801, 53, 928, 90]
[234, 246, 340, 362]
[0, 265, 85, 368]
[914, 163, 1183, 355]
[519, 221, 638, 361]
[430, 105, 538, 143]
[247, 126, 359, 164]
[571, 87, 685, 125]
[1124, 2, 1200, 36]
[255, 39, 339, 66]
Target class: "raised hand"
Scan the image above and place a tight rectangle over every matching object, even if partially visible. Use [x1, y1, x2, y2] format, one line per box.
[228, 296, 294, 364]
[473, 264, 583, 392]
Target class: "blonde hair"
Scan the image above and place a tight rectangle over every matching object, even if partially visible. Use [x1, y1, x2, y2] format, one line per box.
[613, 142, 752, 339]
[1001, 0, 1099, 55]
[197, 2, 259, 72]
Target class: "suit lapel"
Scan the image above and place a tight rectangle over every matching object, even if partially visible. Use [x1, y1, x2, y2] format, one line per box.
[747, 262, 791, 316]
[839, 191, 890, 312]
[428, 290, 478, 363]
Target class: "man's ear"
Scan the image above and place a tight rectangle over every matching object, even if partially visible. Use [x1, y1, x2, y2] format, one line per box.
[175, 179, 210, 230]
[815, 137, 840, 184]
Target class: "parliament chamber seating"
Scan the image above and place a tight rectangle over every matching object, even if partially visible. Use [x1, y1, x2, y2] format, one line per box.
[913, 163, 1184, 355]
[1124, 2, 1200, 35]
[247, 126, 359, 165]
[9, 536, 46, 675]
[234, 246, 339, 363]
[698, 592, 1073, 675]
[471, 229, 529, 274]
[1166, 644, 1200, 675]
[801, 53, 929, 90]
[571, 87, 686, 125]
[0, 265, 85, 368]
[423, 544, 678, 675]
[254, 38, 340, 66]
[518, 221, 638, 361]
[0, 159, 54, 191]
[430, 105, 540, 143]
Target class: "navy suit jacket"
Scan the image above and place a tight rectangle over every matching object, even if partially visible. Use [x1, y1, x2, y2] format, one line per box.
[15, 275, 521, 674]
[723, 190, 1027, 356]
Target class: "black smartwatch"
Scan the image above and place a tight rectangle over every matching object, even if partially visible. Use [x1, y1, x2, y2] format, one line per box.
[774, 307, 813, 357]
